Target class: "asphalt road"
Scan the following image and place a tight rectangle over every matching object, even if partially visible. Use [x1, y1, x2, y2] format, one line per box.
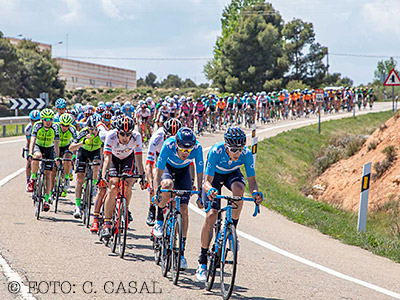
[1, 102, 400, 300]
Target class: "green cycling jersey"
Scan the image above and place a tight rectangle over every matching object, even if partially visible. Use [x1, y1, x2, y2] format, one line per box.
[75, 127, 102, 151]
[58, 124, 77, 148]
[31, 121, 59, 148]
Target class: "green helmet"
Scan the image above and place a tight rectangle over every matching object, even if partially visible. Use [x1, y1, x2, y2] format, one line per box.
[40, 108, 54, 120]
[60, 113, 74, 126]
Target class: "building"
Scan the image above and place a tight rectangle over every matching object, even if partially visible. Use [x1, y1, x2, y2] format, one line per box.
[55, 58, 137, 90]
[6, 37, 137, 90]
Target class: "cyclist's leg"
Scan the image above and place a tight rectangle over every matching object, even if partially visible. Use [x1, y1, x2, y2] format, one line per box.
[120, 152, 135, 207]
[224, 169, 246, 225]
[75, 148, 89, 212]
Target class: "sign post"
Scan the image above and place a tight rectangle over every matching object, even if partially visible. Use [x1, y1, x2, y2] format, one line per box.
[315, 89, 324, 134]
[251, 124, 258, 164]
[383, 69, 400, 112]
[357, 162, 371, 233]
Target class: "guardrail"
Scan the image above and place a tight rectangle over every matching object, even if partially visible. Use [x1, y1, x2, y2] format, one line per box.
[0, 116, 30, 137]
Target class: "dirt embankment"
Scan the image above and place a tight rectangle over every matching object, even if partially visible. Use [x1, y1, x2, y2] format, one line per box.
[313, 114, 400, 212]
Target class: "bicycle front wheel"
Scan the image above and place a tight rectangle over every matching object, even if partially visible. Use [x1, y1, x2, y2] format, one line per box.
[161, 214, 171, 277]
[220, 225, 238, 300]
[206, 243, 220, 291]
[54, 169, 63, 213]
[118, 197, 128, 258]
[35, 175, 44, 220]
[171, 213, 182, 285]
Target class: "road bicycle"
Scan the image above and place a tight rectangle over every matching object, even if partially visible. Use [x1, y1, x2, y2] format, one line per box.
[154, 189, 199, 285]
[205, 195, 260, 300]
[52, 158, 72, 213]
[108, 173, 144, 258]
[31, 158, 54, 220]
[78, 161, 101, 228]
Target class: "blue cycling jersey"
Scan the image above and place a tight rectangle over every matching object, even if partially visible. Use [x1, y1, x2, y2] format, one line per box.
[122, 106, 135, 117]
[156, 137, 204, 174]
[205, 142, 255, 177]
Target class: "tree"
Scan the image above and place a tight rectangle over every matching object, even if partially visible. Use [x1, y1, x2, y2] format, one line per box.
[137, 77, 145, 87]
[374, 57, 397, 82]
[0, 32, 22, 97]
[282, 18, 328, 87]
[182, 78, 197, 88]
[161, 74, 182, 88]
[145, 72, 157, 88]
[16, 39, 64, 99]
[205, 2, 288, 92]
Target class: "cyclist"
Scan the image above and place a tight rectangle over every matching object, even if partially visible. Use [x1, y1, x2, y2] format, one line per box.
[135, 103, 152, 142]
[195, 127, 263, 281]
[53, 98, 67, 123]
[233, 94, 243, 124]
[24, 110, 41, 189]
[27, 108, 60, 212]
[216, 97, 226, 127]
[56, 113, 77, 197]
[69, 116, 102, 219]
[152, 127, 204, 270]
[145, 118, 182, 227]
[99, 116, 146, 238]
[122, 101, 135, 118]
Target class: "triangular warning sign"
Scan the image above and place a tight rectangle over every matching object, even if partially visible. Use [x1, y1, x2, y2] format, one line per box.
[384, 69, 400, 86]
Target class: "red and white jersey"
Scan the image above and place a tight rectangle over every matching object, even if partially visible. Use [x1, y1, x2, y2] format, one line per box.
[97, 121, 111, 143]
[136, 107, 152, 118]
[146, 127, 165, 165]
[104, 129, 142, 160]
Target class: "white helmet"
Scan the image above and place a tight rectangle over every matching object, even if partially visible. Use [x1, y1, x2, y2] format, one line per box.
[123, 101, 131, 107]
[146, 97, 153, 103]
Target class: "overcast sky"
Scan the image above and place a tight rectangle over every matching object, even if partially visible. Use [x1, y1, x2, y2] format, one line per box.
[0, 0, 399, 85]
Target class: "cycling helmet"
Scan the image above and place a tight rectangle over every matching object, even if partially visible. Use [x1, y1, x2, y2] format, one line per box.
[163, 118, 182, 137]
[123, 101, 131, 107]
[146, 97, 153, 103]
[224, 127, 246, 148]
[86, 115, 98, 128]
[55, 98, 67, 108]
[29, 110, 41, 121]
[40, 108, 54, 120]
[114, 116, 135, 132]
[96, 106, 104, 114]
[114, 109, 122, 116]
[103, 111, 112, 121]
[59, 113, 74, 126]
[70, 108, 78, 117]
[84, 110, 93, 118]
[74, 103, 83, 112]
[176, 127, 196, 149]
[98, 101, 104, 107]
[105, 102, 113, 108]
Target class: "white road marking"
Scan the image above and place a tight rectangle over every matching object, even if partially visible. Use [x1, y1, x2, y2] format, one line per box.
[188, 203, 400, 299]
[0, 168, 25, 187]
[0, 138, 25, 145]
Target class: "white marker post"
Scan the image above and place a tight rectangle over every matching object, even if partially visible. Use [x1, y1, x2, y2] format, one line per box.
[251, 124, 258, 163]
[357, 162, 371, 233]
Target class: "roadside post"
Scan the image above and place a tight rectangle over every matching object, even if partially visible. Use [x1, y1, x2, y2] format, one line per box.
[251, 124, 257, 163]
[315, 89, 324, 134]
[383, 69, 400, 113]
[357, 162, 371, 233]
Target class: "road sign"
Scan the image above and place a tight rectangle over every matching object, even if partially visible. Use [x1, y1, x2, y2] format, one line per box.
[358, 162, 371, 233]
[315, 89, 324, 102]
[9, 98, 46, 110]
[383, 69, 400, 86]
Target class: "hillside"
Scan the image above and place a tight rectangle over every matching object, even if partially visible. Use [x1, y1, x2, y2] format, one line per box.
[313, 113, 400, 212]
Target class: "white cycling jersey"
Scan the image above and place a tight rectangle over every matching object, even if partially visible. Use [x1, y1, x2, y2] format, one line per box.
[146, 127, 165, 165]
[136, 107, 152, 119]
[104, 129, 142, 160]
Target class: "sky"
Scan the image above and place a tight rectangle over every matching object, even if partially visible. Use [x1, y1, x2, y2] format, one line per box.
[0, 0, 399, 86]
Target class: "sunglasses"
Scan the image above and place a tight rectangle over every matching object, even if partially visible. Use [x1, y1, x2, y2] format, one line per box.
[227, 146, 244, 154]
[103, 118, 110, 122]
[118, 131, 132, 137]
[43, 118, 53, 122]
[60, 124, 69, 128]
[177, 146, 193, 154]
[88, 127, 98, 131]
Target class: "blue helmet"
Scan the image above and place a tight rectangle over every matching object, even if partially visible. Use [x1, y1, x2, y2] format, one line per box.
[55, 98, 67, 108]
[176, 127, 196, 149]
[29, 110, 41, 121]
[224, 127, 246, 148]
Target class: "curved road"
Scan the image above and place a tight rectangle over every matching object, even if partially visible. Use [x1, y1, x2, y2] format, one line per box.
[1, 103, 399, 300]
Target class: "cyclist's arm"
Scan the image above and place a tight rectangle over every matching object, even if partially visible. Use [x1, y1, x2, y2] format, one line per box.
[247, 176, 259, 195]
[203, 174, 215, 196]
[135, 153, 144, 175]
[54, 139, 60, 158]
[152, 167, 163, 193]
[69, 140, 83, 152]
[145, 164, 154, 188]
[101, 153, 111, 179]
[29, 136, 37, 156]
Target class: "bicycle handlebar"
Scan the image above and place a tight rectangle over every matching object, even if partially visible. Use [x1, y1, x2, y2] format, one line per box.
[159, 189, 200, 197]
[117, 173, 144, 179]
[205, 194, 260, 217]
[32, 158, 55, 162]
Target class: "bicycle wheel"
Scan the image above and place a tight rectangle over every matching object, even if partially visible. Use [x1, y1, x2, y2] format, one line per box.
[35, 175, 43, 220]
[110, 204, 119, 253]
[220, 225, 238, 300]
[153, 236, 161, 265]
[171, 212, 182, 285]
[54, 169, 63, 213]
[206, 242, 221, 291]
[85, 180, 93, 228]
[161, 214, 171, 277]
[118, 197, 128, 258]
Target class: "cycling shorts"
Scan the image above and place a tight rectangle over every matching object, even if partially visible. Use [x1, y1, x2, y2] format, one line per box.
[201, 169, 246, 210]
[33, 144, 55, 171]
[109, 152, 135, 177]
[76, 148, 101, 173]
[60, 145, 72, 157]
[161, 163, 192, 204]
